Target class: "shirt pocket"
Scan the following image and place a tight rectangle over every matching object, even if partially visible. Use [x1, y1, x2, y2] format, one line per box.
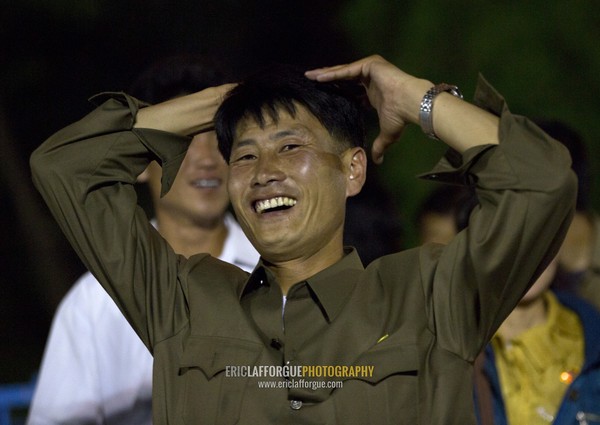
[179, 336, 262, 425]
[334, 343, 419, 425]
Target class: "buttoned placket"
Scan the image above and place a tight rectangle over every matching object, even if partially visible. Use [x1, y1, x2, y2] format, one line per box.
[240, 252, 365, 415]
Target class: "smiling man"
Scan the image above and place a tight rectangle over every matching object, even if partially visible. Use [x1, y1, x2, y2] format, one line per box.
[30, 55, 575, 424]
[222, 102, 361, 289]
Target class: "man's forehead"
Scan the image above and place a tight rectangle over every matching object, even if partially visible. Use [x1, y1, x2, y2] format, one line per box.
[233, 105, 325, 142]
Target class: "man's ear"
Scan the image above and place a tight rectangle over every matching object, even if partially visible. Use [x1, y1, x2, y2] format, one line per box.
[344, 147, 367, 197]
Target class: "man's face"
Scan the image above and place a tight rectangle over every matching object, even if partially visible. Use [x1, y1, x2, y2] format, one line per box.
[147, 132, 230, 227]
[227, 105, 352, 262]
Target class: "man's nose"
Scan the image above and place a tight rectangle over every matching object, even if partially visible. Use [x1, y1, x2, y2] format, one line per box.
[251, 154, 286, 186]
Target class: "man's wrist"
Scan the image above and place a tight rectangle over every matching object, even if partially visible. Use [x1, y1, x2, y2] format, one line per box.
[419, 83, 463, 140]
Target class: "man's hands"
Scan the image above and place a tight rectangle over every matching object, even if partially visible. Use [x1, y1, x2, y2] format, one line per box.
[134, 83, 236, 136]
[305, 55, 432, 164]
[135, 55, 500, 158]
[306, 55, 499, 161]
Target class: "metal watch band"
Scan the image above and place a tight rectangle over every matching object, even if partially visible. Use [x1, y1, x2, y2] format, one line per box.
[419, 83, 463, 140]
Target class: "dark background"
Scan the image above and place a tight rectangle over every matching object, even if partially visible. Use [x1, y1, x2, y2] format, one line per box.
[2, 1, 599, 385]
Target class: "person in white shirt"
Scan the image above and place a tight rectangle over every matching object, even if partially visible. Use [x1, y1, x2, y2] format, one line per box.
[27, 55, 259, 425]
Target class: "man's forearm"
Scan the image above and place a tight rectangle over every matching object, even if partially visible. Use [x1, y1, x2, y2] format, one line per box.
[134, 83, 235, 136]
[428, 91, 500, 152]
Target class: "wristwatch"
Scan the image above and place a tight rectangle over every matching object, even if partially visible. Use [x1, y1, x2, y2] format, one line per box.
[419, 83, 463, 140]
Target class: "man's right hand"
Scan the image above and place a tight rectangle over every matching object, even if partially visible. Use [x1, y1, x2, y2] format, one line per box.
[135, 83, 237, 136]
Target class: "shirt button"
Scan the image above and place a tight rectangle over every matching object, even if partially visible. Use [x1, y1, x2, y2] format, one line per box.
[290, 400, 303, 410]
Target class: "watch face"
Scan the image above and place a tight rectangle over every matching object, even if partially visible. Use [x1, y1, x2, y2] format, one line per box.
[419, 84, 462, 139]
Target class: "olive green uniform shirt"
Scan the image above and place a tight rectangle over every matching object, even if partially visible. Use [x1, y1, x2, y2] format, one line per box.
[30, 78, 576, 424]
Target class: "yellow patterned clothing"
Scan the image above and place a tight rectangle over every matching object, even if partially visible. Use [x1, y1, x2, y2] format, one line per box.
[491, 291, 584, 425]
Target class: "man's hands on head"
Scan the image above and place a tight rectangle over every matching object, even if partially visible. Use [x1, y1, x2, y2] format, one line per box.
[135, 55, 499, 158]
[306, 54, 499, 159]
[305, 55, 432, 164]
[134, 83, 237, 136]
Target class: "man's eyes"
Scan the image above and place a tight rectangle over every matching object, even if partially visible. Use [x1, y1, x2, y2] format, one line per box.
[281, 141, 305, 152]
[281, 143, 301, 152]
[232, 153, 256, 162]
[232, 142, 303, 161]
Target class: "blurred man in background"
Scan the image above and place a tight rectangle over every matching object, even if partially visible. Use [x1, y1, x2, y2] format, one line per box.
[536, 120, 600, 311]
[27, 55, 259, 424]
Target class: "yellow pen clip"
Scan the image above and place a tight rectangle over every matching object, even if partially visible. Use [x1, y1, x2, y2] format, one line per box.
[377, 334, 389, 344]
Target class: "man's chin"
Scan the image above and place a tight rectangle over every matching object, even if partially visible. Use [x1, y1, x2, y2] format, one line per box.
[254, 241, 299, 263]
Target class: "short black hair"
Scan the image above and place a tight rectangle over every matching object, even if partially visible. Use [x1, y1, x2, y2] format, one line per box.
[214, 64, 366, 162]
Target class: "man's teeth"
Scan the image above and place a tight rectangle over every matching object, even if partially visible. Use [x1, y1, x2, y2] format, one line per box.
[192, 179, 220, 188]
[255, 197, 297, 214]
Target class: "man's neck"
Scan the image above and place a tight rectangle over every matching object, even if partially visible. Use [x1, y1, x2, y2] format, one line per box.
[156, 212, 228, 259]
[265, 244, 345, 296]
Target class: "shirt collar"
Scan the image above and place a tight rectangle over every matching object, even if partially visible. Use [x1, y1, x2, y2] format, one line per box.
[493, 291, 582, 371]
[304, 248, 364, 322]
[525, 291, 581, 370]
[239, 260, 273, 299]
[239, 248, 364, 322]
